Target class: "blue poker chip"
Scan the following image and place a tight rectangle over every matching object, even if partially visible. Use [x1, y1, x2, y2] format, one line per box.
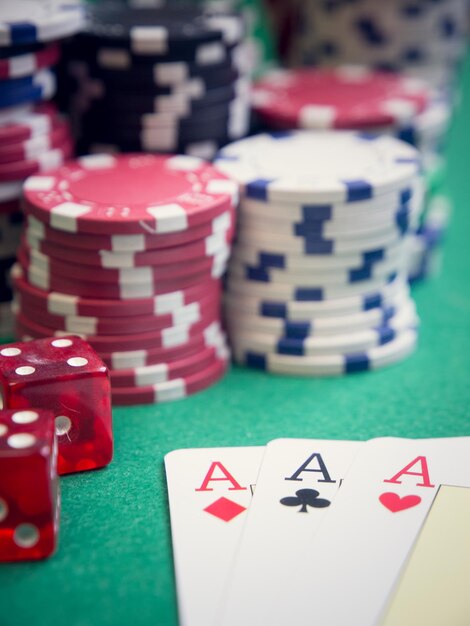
[0, 69, 55, 108]
[0, 0, 84, 46]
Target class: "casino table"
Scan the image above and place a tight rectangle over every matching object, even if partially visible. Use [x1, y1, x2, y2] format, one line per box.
[1, 60, 470, 626]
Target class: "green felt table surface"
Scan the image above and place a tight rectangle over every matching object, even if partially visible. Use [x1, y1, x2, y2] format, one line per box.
[2, 60, 470, 626]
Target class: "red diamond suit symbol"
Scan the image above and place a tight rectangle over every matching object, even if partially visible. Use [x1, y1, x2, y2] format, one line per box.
[204, 497, 246, 522]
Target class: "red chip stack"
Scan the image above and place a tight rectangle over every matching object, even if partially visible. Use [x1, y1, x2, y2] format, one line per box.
[12, 152, 237, 406]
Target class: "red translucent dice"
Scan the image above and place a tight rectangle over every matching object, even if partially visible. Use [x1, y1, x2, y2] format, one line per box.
[0, 409, 59, 562]
[0, 336, 113, 475]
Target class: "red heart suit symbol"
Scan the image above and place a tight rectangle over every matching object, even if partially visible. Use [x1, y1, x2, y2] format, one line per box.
[379, 492, 421, 512]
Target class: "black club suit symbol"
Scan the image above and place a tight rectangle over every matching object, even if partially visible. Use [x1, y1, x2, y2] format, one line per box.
[280, 488, 331, 513]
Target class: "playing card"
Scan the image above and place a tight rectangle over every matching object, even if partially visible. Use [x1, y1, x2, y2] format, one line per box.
[381, 484, 470, 625]
[218, 438, 363, 626]
[275, 436, 470, 626]
[164, 446, 264, 626]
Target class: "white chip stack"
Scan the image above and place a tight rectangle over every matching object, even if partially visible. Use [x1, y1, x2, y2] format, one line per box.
[215, 130, 424, 375]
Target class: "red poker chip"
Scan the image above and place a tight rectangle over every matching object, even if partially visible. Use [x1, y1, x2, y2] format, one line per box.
[111, 356, 229, 406]
[101, 324, 226, 371]
[110, 344, 224, 388]
[0, 44, 61, 80]
[16, 308, 221, 352]
[0, 120, 71, 164]
[0, 103, 59, 145]
[21, 241, 230, 283]
[25, 208, 235, 253]
[24, 223, 234, 268]
[252, 67, 432, 130]
[22, 153, 238, 235]
[19, 250, 225, 299]
[11, 264, 220, 317]
[16, 290, 220, 336]
[16, 318, 226, 371]
[0, 138, 74, 182]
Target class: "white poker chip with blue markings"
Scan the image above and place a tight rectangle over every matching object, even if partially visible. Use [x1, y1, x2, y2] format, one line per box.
[0, 1, 84, 46]
[214, 131, 421, 204]
[237, 206, 416, 241]
[227, 302, 418, 357]
[235, 225, 404, 256]
[228, 253, 405, 288]
[219, 129, 422, 375]
[224, 276, 409, 319]
[232, 328, 418, 376]
[239, 181, 423, 220]
[225, 293, 415, 339]
[226, 271, 402, 303]
[238, 188, 423, 228]
[227, 300, 410, 338]
[231, 240, 403, 272]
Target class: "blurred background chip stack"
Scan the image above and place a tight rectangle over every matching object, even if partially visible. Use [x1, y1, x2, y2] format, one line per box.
[0, 0, 84, 340]
[249, 64, 452, 283]
[264, 0, 469, 284]
[183, 0, 278, 78]
[59, 2, 253, 159]
[278, 0, 468, 90]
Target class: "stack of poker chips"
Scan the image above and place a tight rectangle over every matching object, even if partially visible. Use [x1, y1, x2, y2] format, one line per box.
[0, 0, 84, 339]
[12, 153, 237, 406]
[60, 3, 252, 159]
[251, 66, 451, 283]
[215, 131, 423, 376]
[287, 0, 468, 91]
[203, 0, 278, 78]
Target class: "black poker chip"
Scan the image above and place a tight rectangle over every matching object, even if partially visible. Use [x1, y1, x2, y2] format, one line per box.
[85, 61, 241, 91]
[95, 83, 245, 114]
[83, 115, 245, 146]
[80, 4, 245, 61]
[83, 98, 247, 129]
